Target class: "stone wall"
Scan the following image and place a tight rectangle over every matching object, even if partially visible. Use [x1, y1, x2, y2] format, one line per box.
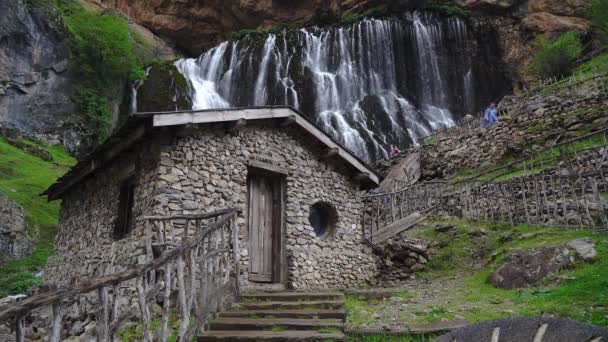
[0, 192, 32, 263]
[411, 93, 608, 181]
[44, 142, 160, 286]
[154, 123, 378, 289]
[46, 122, 379, 290]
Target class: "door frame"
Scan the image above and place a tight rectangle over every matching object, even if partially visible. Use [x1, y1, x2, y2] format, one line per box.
[246, 161, 287, 284]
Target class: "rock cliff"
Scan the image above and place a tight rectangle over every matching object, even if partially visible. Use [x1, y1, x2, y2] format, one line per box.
[85, 0, 590, 89]
[0, 0, 82, 151]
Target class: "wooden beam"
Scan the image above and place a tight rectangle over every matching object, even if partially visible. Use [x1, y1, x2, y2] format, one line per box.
[247, 160, 289, 175]
[370, 212, 426, 244]
[320, 147, 339, 159]
[227, 118, 247, 133]
[279, 115, 296, 127]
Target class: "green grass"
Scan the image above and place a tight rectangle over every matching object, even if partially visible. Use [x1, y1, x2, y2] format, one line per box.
[413, 218, 608, 327]
[0, 137, 75, 295]
[346, 334, 432, 342]
[573, 52, 608, 78]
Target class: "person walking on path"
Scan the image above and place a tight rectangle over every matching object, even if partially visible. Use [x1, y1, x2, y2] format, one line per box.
[482, 102, 498, 128]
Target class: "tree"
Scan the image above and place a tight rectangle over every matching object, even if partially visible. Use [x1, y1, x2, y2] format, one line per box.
[589, 0, 608, 45]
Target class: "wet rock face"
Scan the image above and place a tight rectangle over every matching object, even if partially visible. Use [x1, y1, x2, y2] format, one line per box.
[135, 63, 192, 113]
[0, 1, 84, 152]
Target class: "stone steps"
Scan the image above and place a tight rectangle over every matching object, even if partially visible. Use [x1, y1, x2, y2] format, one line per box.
[219, 309, 345, 319]
[209, 317, 344, 331]
[199, 291, 346, 341]
[237, 300, 344, 310]
[198, 330, 345, 341]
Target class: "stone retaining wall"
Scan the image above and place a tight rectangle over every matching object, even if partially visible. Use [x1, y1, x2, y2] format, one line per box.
[411, 93, 608, 181]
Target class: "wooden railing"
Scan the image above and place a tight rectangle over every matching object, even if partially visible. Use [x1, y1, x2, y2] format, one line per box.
[367, 129, 608, 234]
[0, 208, 241, 342]
[362, 181, 445, 241]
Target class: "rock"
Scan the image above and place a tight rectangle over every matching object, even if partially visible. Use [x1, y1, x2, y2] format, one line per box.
[528, 0, 588, 17]
[567, 237, 597, 262]
[0, 192, 33, 263]
[522, 12, 590, 34]
[488, 244, 572, 289]
[136, 63, 192, 112]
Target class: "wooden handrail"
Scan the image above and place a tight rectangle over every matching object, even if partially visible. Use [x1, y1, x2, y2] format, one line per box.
[0, 208, 241, 321]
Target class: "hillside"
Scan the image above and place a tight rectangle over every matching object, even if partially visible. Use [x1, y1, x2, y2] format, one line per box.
[0, 130, 75, 296]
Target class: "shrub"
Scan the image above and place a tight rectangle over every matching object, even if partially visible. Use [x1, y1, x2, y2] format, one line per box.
[589, 0, 608, 45]
[428, 4, 470, 18]
[60, 1, 144, 143]
[530, 31, 583, 79]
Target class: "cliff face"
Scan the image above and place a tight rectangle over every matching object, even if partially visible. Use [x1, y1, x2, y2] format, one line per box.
[0, 0, 82, 151]
[86, 0, 590, 88]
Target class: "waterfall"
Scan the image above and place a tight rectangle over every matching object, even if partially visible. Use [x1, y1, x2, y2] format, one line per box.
[130, 67, 151, 114]
[174, 12, 507, 162]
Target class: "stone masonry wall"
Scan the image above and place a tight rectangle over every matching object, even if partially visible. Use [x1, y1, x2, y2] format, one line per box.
[153, 122, 378, 289]
[44, 143, 159, 286]
[45, 122, 378, 290]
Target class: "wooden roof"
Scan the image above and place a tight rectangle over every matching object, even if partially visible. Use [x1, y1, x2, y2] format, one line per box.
[44, 106, 380, 200]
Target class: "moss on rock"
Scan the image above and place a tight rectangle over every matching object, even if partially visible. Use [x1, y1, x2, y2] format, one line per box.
[136, 62, 192, 112]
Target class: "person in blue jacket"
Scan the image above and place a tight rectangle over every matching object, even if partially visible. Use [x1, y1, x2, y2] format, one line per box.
[482, 102, 498, 128]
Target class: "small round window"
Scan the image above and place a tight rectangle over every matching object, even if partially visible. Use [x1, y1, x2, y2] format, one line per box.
[308, 202, 338, 239]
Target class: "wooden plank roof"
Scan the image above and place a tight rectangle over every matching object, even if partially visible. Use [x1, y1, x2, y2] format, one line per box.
[44, 106, 380, 200]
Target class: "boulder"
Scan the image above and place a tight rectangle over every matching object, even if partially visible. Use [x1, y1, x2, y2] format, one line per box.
[528, 0, 588, 17]
[566, 237, 596, 262]
[489, 238, 598, 289]
[522, 12, 590, 34]
[488, 244, 572, 289]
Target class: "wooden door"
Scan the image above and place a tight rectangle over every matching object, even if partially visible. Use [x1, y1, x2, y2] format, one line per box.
[248, 174, 282, 282]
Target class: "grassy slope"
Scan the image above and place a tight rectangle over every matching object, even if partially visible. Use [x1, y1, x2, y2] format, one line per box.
[417, 218, 608, 326]
[345, 219, 608, 331]
[0, 137, 75, 295]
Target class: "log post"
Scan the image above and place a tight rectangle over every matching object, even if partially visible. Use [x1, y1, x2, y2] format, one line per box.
[50, 302, 63, 342]
[97, 286, 110, 342]
[15, 315, 25, 342]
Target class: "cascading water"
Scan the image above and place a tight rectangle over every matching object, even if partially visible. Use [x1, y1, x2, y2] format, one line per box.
[174, 12, 508, 162]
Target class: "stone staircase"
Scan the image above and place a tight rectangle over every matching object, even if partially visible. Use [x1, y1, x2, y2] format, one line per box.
[199, 291, 346, 341]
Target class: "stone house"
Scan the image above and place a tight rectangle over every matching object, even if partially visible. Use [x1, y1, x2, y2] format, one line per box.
[43, 107, 380, 290]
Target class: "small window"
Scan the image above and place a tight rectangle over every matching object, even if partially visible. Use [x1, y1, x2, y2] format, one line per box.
[114, 176, 136, 240]
[308, 202, 338, 239]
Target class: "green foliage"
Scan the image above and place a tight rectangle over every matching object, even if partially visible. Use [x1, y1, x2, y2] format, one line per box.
[346, 334, 432, 341]
[414, 218, 608, 327]
[573, 52, 608, 77]
[339, 7, 384, 26]
[427, 4, 469, 18]
[56, 0, 145, 143]
[0, 137, 75, 295]
[530, 31, 583, 78]
[589, 0, 608, 45]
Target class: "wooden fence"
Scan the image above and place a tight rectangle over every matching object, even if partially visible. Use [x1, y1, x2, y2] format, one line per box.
[0, 208, 241, 342]
[420, 67, 608, 145]
[367, 129, 608, 236]
[362, 181, 445, 241]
